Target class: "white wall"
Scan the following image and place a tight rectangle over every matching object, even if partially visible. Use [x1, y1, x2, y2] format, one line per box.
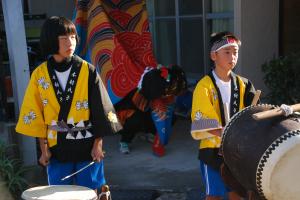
[235, 0, 279, 96]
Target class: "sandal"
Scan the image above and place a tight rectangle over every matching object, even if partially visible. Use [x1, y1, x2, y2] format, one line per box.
[98, 185, 111, 200]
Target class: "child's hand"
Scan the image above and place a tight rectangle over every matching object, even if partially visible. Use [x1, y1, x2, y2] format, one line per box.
[208, 127, 223, 137]
[38, 138, 51, 166]
[91, 138, 105, 162]
[39, 148, 51, 166]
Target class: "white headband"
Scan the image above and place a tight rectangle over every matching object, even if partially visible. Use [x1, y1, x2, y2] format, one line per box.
[211, 37, 239, 52]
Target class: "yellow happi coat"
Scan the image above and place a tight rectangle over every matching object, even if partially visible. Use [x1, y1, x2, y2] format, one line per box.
[16, 59, 90, 148]
[191, 72, 255, 150]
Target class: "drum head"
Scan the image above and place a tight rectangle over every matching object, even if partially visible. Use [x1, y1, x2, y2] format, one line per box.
[221, 104, 274, 190]
[257, 131, 300, 200]
[21, 185, 97, 200]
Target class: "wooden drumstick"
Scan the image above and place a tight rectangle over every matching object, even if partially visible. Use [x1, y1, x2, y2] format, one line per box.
[252, 103, 300, 120]
[220, 103, 230, 139]
[61, 161, 95, 181]
[218, 103, 230, 156]
[223, 102, 230, 124]
[251, 90, 261, 106]
[60, 151, 106, 181]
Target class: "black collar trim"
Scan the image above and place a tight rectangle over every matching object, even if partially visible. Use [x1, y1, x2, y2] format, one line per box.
[47, 55, 83, 121]
[48, 56, 73, 72]
[230, 72, 240, 117]
[208, 71, 240, 126]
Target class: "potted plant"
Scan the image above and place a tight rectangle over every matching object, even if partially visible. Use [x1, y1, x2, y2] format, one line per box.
[262, 52, 300, 105]
[0, 140, 29, 199]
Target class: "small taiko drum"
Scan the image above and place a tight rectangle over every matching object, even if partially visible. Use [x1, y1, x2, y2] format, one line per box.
[21, 185, 97, 200]
[221, 104, 300, 200]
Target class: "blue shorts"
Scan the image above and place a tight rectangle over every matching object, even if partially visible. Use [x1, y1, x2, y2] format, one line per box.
[200, 160, 230, 197]
[47, 158, 106, 190]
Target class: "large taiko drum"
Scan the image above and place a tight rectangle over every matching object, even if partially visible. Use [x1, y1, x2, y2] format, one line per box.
[221, 104, 300, 200]
[21, 185, 97, 200]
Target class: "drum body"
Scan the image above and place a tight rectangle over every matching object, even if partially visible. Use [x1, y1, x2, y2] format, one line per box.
[21, 185, 97, 200]
[221, 104, 300, 200]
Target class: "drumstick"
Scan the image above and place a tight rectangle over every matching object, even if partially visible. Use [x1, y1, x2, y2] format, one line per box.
[251, 90, 261, 106]
[223, 103, 230, 124]
[220, 102, 230, 139]
[219, 103, 230, 156]
[252, 103, 300, 120]
[61, 161, 95, 181]
[60, 150, 106, 181]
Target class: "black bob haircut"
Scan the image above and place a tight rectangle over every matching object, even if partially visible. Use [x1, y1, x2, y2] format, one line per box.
[210, 31, 241, 47]
[40, 16, 79, 58]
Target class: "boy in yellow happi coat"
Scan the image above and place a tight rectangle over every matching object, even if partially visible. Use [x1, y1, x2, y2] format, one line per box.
[191, 31, 257, 200]
[16, 16, 116, 198]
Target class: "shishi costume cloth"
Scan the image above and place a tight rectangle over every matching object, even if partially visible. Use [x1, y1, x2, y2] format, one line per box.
[73, 0, 184, 146]
[16, 55, 113, 162]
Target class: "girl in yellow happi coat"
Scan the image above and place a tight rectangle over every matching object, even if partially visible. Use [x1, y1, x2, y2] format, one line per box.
[16, 16, 118, 198]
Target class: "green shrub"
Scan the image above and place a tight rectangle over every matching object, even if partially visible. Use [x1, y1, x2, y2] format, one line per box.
[0, 140, 30, 199]
[262, 52, 300, 104]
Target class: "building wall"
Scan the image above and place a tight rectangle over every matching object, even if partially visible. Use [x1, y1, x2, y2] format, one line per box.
[235, 0, 279, 96]
[281, 0, 300, 55]
[27, 0, 280, 97]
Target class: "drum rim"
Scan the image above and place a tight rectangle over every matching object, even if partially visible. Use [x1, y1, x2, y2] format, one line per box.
[221, 105, 252, 147]
[256, 130, 300, 200]
[221, 104, 275, 160]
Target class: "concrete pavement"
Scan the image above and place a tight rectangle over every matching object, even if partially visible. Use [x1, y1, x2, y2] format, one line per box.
[104, 118, 201, 189]
[103, 118, 204, 199]
[23, 118, 205, 199]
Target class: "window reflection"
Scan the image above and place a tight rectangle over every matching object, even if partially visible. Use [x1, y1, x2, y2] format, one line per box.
[155, 20, 177, 66]
[180, 19, 204, 76]
[148, 0, 234, 77]
[179, 0, 202, 15]
[209, 0, 233, 13]
[154, 0, 175, 16]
